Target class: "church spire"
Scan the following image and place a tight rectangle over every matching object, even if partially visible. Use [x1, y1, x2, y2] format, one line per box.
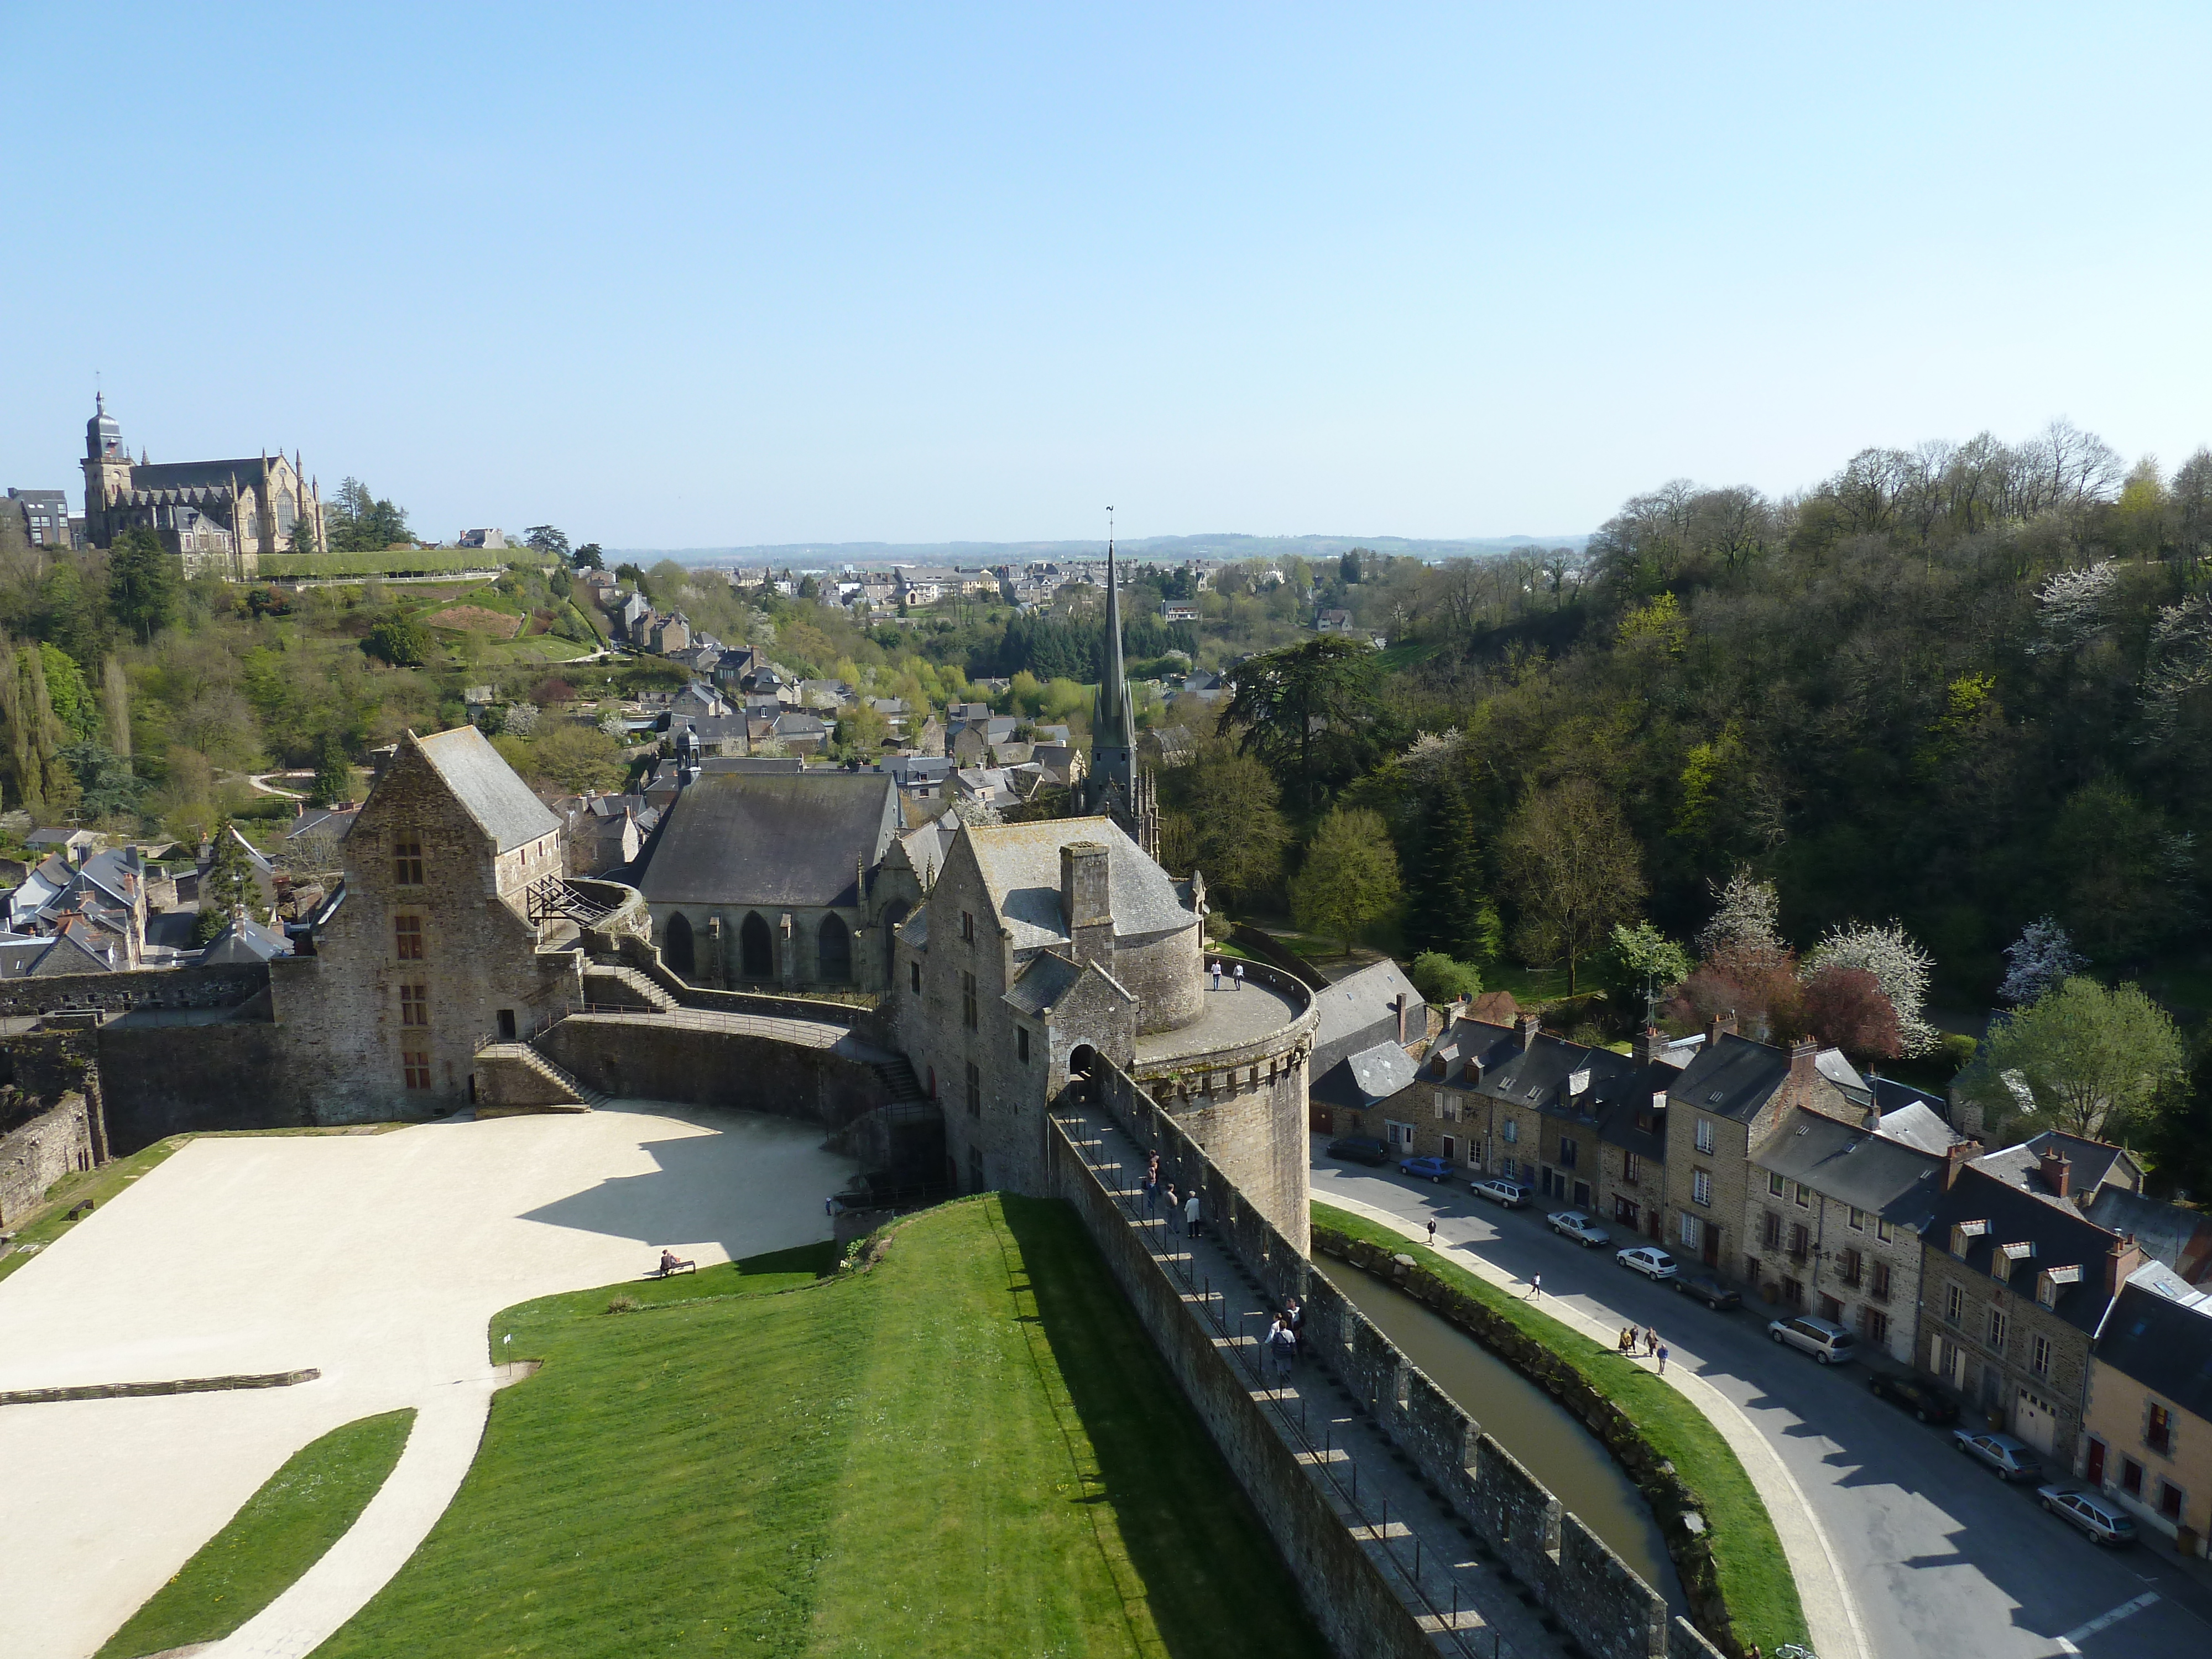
[1097, 510, 1135, 755]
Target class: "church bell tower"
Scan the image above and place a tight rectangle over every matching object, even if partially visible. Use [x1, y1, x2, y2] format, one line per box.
[81, 394, 132, 548]
[1083, 524, 1159, 858]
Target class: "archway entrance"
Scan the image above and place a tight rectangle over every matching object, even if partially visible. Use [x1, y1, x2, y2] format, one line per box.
[664, 911, 695, 978]
[740, 911, 773, 979]
[818, 914, 852, 983]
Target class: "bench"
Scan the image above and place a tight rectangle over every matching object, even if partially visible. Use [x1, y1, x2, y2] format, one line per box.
[653, 1258, 697, 1278]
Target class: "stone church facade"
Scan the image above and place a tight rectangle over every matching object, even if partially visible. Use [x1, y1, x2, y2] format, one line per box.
[80, 395, 325, 578]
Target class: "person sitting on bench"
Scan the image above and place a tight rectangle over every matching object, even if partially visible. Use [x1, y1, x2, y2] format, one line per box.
[656, 1249, 696, 1277]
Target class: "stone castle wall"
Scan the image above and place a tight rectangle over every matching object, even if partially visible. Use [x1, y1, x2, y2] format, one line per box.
[0, 1091, 99, 1227]
[541, 1015, 893, 1128]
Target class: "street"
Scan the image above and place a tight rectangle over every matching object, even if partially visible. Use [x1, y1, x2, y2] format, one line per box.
[1313, 1145, 2212, 1659]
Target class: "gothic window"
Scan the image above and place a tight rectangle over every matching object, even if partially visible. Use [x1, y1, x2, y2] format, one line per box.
[818, 914, 852, 983]
[400, 984, 429, 1027]
[740, 911, 773, 978]
[665, 912, 695, 978]
[394, 834, 424, 886]
[395, 915, 424, 961]
[402, 1047, 431, 1089]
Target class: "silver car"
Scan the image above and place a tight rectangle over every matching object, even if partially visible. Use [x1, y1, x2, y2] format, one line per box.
[1951, 1428, 2044, 1481]
[1766, 1314, 1858, 1364]
[1616, 1245, 1677, 1281]
[1470, 1177, 1533, 1208]
[1546, 1210, 1611, 1247]
[2037, 1485, 2137, 1546]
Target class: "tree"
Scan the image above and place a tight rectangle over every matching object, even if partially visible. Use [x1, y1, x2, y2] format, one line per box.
[1217, 636, 1380, 804]
[309, 737, 353, 806]
[1799, 964, 1902, 1063]
[616, 561, 648, 593]
[100, 656, 132, 757]
[59, 740, 144, 819]
[325, 479, 413, 552]
[1416, 777, 1504, 964]
[1409, 950, 1483, 1003]
[525, 525, 570, 562]
[1670, 941, 1804, 1043]
[1291, 806, 1402, 952]
[2138, 1042, 2212, 1202]
[572, 542, 605, 571]
[528, 722, 628, 792]
[1968, 977, 2186, 1139]
[1998, 916, 2085, 1005]
[1803, 921, 1939, 1057]
[291, 511, 319, 555]
[202, 820, 259, 920]
[1698, 865, 1782, 959]
[364, 615, 430, 667]
[107, 528, 180, 644]
[1498, 779, 1646, 992]
[1183, 748, 1292, 906]
[1609, 921, 1693, 1019]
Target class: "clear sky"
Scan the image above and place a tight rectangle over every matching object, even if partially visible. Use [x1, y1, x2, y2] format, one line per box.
[6, 4, 2209, 549]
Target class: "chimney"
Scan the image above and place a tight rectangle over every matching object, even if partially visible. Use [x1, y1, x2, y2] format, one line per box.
[1395, 993, 1407, 1044]
[1061, 841, 1114, 973]
[2038, 1146, 2072, 1202]
[1788, 1038, 1819, 1091]
[1704, 1010, 1738, 1050]
[1943, 1138, 1981, 1192]
[1517, 1013, 1542, 1051]
[2105, 1231, 2145, 1296]
[1632, 1024, 1665, 1063]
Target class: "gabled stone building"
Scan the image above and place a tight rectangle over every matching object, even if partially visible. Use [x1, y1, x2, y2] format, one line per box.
[79, 396, 323, 577]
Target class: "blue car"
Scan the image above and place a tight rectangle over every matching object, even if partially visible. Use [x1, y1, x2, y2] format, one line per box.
[1399, 1155, 1453, 1183]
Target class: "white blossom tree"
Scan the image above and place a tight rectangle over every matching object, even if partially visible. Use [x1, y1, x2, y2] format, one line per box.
[2027, 560, 2119, 655]
[1804, 920, 1939, 1056]
[1697, 865, 1782, 958]
[501, 701, 540, 738]
[1997, 916, 2085, 1006]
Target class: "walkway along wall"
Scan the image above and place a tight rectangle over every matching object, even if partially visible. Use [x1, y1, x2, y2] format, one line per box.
[1055, 1058, 1725, 1659]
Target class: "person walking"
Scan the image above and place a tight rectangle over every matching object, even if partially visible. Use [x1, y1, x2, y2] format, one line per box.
[1645, 1328, 1659, 1358]
[1272, 1315, 1297, 1380]
[1656, 1341, 1670, 1376]
[1165, 1182, 1181, 1234]
[1186, 1187, 1202, 1238]
[1261, 1314, 1284, 1381]
[1284, 1295, 1303, 1338]
[1426, 1216, 1438, 1248]
[1528, 1272, 1542, 1298]
[1211, 959, 1224, 993]
[1233, 962, 1245, 992]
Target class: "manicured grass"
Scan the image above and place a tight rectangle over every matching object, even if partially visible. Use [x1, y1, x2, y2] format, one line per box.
[96, 1409, 416, 1658]
[1313, 1201, 1808, 1656]
[320, 1196, 1328, 1659]
[257, 550, 505, 579]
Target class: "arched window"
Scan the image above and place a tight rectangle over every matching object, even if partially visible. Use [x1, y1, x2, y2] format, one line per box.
[664, 911, 695, 978]
[740, 911, 773, 979]
[818, 913, 853, 983]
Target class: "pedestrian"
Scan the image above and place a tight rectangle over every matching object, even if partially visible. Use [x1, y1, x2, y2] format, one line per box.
[1211, 958, 1224, 992]
[1618, 1327, 1632, 1355]
[1427, 1217, 1438, 1248]
[1262, 1314, 1285, 1379]
[1630, 1325, 1644, 1354]
[1141, 1170, 1157, 1218]
[1165, 1181, 1181, 1234]
[1657, 1342, 1669, 1376]
[1186, 1187, 1202, 1238]
[1645, 1328, 1659, 1357]
[1284, 1295, 1303, 1337]
[1528, 1272, 1542, 1298]
[1234, 962, 1245, 992]
[1274, 1316, 1298, 1378]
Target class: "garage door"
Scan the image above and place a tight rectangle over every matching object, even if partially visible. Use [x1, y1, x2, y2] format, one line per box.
[2015, 1387, 2058, 1456]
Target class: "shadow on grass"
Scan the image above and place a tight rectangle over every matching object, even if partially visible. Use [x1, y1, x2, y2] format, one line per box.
[998, 1194, 1332, 1659]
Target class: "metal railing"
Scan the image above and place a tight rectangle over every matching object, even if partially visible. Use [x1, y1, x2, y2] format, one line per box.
[1053, 1105, 1494, 1658]
[525, 876, 619, 926]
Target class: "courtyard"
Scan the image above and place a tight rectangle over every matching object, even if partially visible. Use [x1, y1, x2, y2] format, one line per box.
[0, 1104, 852, 1659]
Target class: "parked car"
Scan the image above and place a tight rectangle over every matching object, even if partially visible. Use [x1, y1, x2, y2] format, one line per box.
[1399, 1155, 1453, 1182]
[1470, 1177, 1533, 1209]
[1867, 1371, 1960, 1425]
[1616, 1245, 1678, 1281]
[1326, 1135, 1390, 1166]
[1767, 1314, 1859, 1365]
[1673, 1273, 1741, 1310]
[2037, 1485, 2138, 1547]
[1951, 1429, 2044, 1481]
[1547, 1210, 1611, 1247]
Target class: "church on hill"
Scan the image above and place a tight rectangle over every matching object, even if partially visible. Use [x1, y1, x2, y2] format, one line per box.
[79, 395, 324, 578]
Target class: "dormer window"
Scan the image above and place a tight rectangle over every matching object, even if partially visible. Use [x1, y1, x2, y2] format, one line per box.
[2037, 1264, 2080, 1308]
[1995, 1241, 2033, 1284]
[1951, 1219, 1987, 1260]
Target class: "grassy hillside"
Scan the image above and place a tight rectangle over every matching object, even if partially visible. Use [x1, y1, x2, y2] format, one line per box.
[319, 1197, 1327, 1659]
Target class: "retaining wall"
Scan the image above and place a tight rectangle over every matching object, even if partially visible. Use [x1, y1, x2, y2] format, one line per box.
[541, 1016, 892, 1128]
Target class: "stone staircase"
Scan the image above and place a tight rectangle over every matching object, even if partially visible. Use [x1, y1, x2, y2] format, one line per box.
[581, 961, 680, 1013]
[473, 1042, 609, 1117]
[870, 1053, 927, 1104]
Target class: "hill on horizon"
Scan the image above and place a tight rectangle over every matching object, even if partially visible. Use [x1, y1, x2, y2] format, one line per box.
[607, 532, 1588, 566]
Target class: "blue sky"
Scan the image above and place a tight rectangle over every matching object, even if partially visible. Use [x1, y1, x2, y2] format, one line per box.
[6, 4, 2209, 548]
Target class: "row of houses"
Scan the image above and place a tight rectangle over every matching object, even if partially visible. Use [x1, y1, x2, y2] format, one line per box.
[1345, 1006, 2212, 1556]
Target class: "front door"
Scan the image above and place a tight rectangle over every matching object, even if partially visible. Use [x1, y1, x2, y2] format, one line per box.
[497, 1008, 517, 1042]
[2085, 1439, 2106, 1486]
[1703, 1222, 1722, 1268]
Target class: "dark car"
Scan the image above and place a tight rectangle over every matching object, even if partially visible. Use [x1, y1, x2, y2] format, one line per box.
[1673, 1272, 1741, 1311]
[1327, 1135, 1390, 1166]
[1399, 1155, 1454, 1182]
[1868, 1371, 1960, 1425]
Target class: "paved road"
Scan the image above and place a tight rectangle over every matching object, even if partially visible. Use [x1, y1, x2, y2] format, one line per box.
[1313, 1146, 2212, 1659]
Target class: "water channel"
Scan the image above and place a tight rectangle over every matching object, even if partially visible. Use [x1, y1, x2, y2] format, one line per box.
[1315, 1259, 1687, 1613]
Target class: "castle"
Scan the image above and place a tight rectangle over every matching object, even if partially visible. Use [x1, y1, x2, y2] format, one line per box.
[80, 395, 324, 578]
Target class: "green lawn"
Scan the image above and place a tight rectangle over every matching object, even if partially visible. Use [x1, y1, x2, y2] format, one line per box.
[257, 549, 505, 579]
[320, 1196, 1327, 1659]
[97, 1410, 416, 1658]
[1313, 1202, 1807, 1657]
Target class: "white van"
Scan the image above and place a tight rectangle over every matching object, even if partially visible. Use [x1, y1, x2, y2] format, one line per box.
[1767, 1314, 1858, 1365]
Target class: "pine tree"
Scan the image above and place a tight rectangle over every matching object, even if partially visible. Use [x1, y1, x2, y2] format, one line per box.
[203, 820, 259, 919]
[310, 737, 353, 806]
[1423, 779, 1504, 963]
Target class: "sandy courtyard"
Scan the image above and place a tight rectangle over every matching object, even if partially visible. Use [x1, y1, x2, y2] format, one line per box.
[0, 1104, 853, 1659]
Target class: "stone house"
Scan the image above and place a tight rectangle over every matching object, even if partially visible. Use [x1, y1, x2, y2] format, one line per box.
[1918, 1154, 2136, 1464]
[634, 769, 918, 992]
[1661, 1025, 1853, 1278]
[269, 726, 575, 1119]
[649, 611, 692, 655]
[1305, 961, 1425, 1138]
[2083, 1280, 2212, 1556]
[1744, 1103, 1947, 1363]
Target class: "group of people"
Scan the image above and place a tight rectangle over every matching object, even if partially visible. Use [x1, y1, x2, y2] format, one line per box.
[1262, 1297, 1303, 1381]
[1141, 1151, 1204, 1238]
[1207, 958, 1246, 992]
[1617, 1324, 1669, 1373]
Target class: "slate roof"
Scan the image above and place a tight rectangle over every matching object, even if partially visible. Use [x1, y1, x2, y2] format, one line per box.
[1977, 1132, 2145, 1207]
[2094, 1281, 2212, 1421]
[1311, 960, 1424, 1073]
[1004, 951, 1084, 1016]
[1876, 1100, 1960, 1155]
[1668, 1033, 1798, 1122]
[199, 914, 292, 963]
[962, 817, 1193, 951]
[638, 771, 899, 909]
[1755, 1107, 1947, 1227]
[1313, 1039, 1421, 1110]
[2085, 1188, 2212, 1286]
[1924, 1164, 2121, 1338]
[413, 727, 562, 852]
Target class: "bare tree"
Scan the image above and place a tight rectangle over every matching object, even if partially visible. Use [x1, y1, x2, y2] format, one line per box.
[1498, 778, 1647, 992]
